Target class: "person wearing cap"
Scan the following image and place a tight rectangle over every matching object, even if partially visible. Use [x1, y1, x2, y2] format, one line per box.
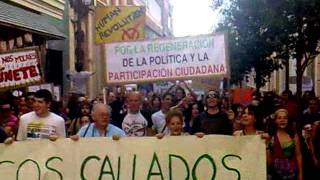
[191, 90, 233, 135]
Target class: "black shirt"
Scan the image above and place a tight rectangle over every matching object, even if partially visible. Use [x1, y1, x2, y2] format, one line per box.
[109, 99, 124, 128]
[302, 111, 320, 126]
[192, 111, 233, 135]
[0, 127, 7, 143]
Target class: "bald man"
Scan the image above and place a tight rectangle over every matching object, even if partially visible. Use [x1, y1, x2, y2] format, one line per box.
[77, 103, 126, 137]
[122, 91, 149, 136]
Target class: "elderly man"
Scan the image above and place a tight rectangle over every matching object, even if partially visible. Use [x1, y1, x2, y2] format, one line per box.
[122, 91, 150, 136]
[75, 103, 125, 138]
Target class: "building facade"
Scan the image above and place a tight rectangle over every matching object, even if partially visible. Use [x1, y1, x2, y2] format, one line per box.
[244, 57, 319, 96]
[0, 0, 173, 101]
[0, 0, 68, 97]
[68, 0, 174, 99]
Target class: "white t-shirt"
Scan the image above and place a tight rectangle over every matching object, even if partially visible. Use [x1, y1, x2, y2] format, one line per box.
[69, 71, 93, 94]
[122, 112, 148, 136]
[151, 110, 169, 134]
[17, 112, 66, 141]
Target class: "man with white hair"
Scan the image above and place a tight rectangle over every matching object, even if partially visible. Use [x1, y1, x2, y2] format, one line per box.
[76, 103, 126, 138]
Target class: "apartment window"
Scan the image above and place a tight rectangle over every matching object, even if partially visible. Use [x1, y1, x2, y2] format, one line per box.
[135, 0, 147, 5]
[147, 0, 162, 24]
[168, 15, 172, 31]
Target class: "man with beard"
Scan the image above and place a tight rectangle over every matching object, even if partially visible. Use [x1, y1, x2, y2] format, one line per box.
[192, 90, 233, 135]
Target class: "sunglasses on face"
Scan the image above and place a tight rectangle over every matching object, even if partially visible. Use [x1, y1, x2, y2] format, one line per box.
[207, 92, 218, 98]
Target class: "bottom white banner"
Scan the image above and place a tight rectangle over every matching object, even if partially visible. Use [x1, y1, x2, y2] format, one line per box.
[0, 135, 266, 180]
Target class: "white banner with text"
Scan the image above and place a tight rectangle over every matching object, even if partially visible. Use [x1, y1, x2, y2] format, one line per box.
[105, 34, 228, 84]
[0, 135, 266, 180]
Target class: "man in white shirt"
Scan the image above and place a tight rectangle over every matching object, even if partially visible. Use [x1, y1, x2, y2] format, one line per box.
[17, 89, 66, 141]
[152, 93, 174, 134]
[122, 91, 148, 136]
[67, 62, 94, 95]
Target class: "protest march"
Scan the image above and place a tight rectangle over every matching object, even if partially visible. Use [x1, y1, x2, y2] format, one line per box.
[1, 1, 320, 180]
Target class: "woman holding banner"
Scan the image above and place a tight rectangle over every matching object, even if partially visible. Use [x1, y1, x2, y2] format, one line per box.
[267, 109, 303, 180]
[156, 109, 204, 138]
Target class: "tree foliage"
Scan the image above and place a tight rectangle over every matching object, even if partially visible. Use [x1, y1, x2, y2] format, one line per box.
[214, 0, 320, 96]
[214, 0, 282, 91]
[269, 0, 320, 99]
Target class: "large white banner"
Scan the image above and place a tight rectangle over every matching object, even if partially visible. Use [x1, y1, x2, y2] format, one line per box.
[0, 135, 266, 180]
[105, 33, 228, 84]
[0, 48, 41, 89]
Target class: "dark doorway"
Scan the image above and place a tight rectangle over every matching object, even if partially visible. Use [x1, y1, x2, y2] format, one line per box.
[45, 49, 63, 91]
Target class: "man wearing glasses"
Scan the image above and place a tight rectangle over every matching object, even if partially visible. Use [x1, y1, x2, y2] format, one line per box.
[192, 90, 233, 135]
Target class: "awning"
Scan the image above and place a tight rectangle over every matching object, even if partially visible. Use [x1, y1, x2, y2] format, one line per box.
[0, 1, 66, 39]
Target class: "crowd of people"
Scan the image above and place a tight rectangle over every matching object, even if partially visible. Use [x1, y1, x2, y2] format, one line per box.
[0, 82, 320, 180]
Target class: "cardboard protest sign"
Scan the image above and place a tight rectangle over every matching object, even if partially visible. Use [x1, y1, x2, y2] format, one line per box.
[0, 48, 41, 90]
[105, 33, 228, 84]
[27, 85, 40, 92]
[232, 88, 254, 106]
[192, 77, 222, 92]
[95, 6, 145, 44]
[0, 135, 266, 179]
